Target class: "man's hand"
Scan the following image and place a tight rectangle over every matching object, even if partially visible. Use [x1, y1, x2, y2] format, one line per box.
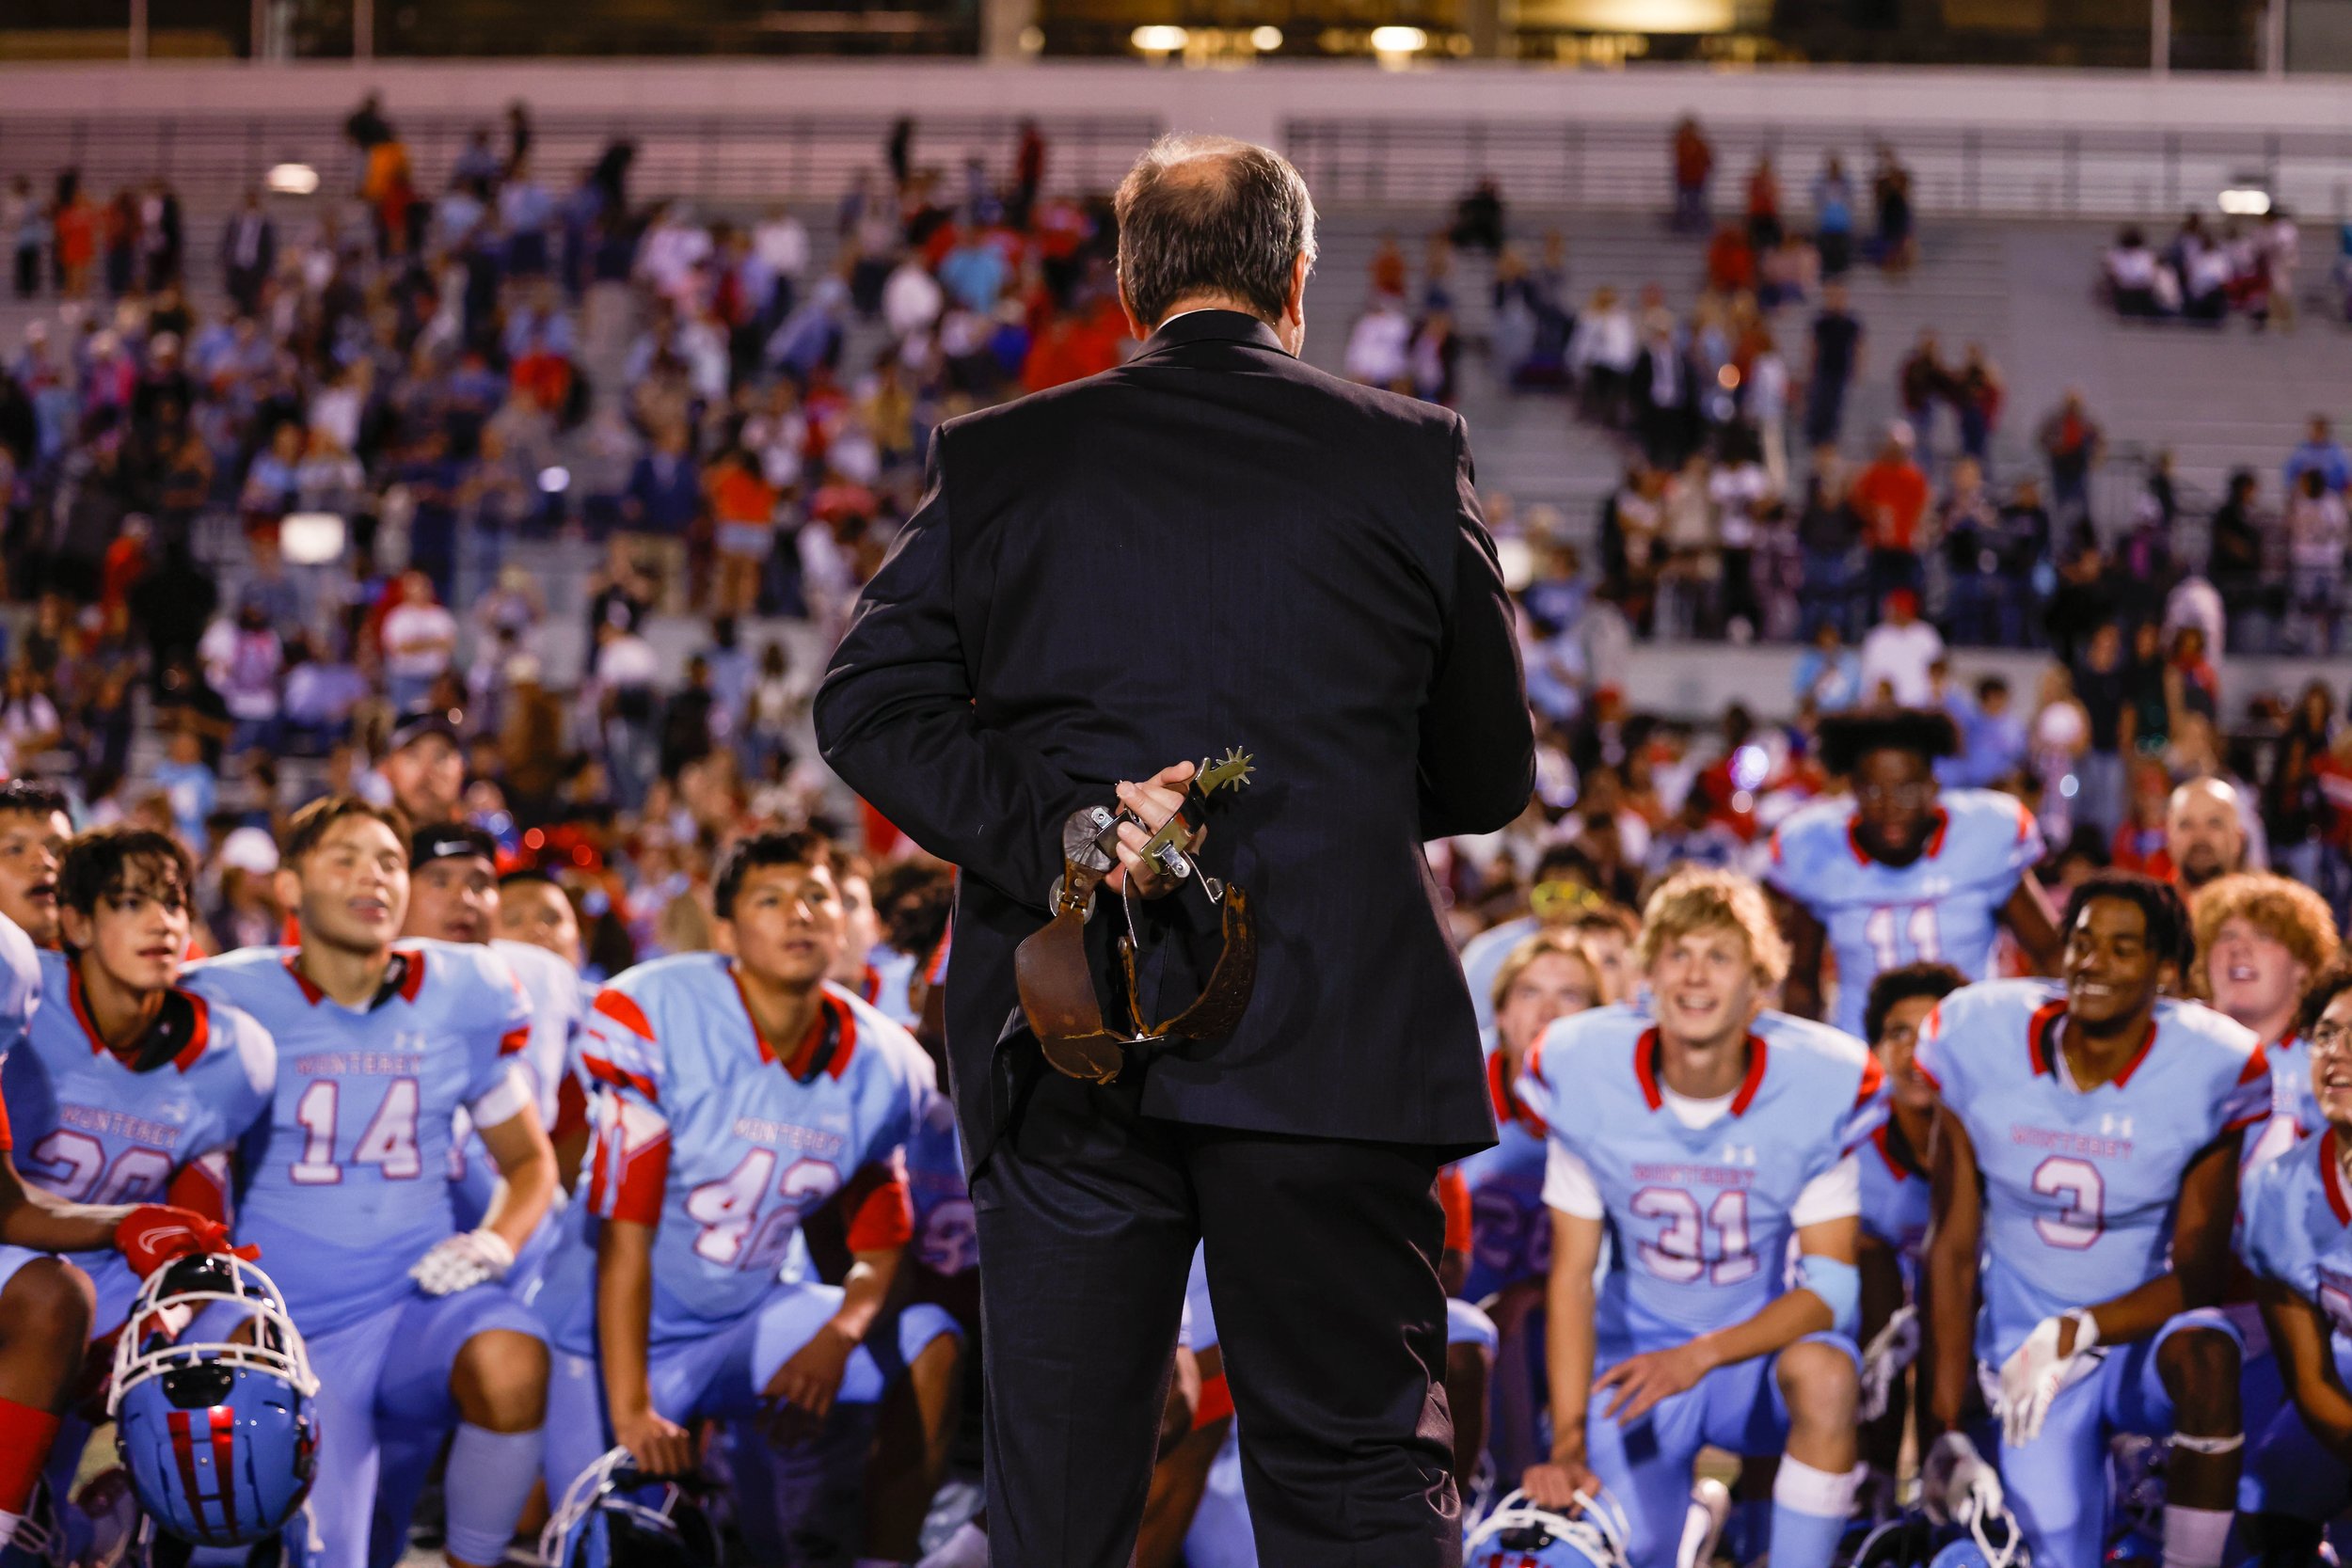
[1111, 762, 1206, 900]
[1595, 1338, 1716, 1425]
[762, 1321, 856, 1438]
[1521, 1455, 1601, 1511]
[614, 1405, 695, 1478]
[114, 1206, 255, 1278]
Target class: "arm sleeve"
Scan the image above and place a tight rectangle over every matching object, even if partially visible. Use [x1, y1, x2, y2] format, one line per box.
[838, 1151, 915, 1253]
[1790, 1151, 1863, 1227]
[813, 433, 1095, 911]
[1438, 1165, 1473, 1253]
[1541, 1140, 1605, 1220]
[2002, 796, 2046, 878]
[463, 957, 536, 1107]
[585, 1088, 671, 1227]
[1415, 416, 1536, 841]
[2217, 1045, 2274, 1137]
[167, 1150, 234, 1227]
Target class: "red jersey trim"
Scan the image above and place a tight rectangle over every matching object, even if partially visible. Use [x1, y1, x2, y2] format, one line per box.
[592, 989, 657, 1041]
[843, 1170, 914, 1252]
[2110, 1015, 2161, 1088]
[1847, 807, 1949, 867]
[2325, 1129, 2352, 1227]
[589, 1124, 669, 1226]
[1486, 1051, 1547, 1135]
[581, 1053, 659, 1103]
[395, 948, 427, 1003]
[1193, 1370, 1234, 1429]
[69, 967, 210, 1072]
[498, 1024, 531, 1058]
[2026, 1000, 2069, 1078]
[1438, 1165, 1472, 1253]
[1635, 1027, 1768, 1117]
[1869, 1122, 1914, 1181]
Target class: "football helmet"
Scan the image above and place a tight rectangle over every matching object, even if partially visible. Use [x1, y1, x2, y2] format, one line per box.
[1466, 1488, 1633, 1568]
[542, 1449, 723, 1568]
[1931, 1488, 2030, 1568]
[108, 1253, 318, 1547]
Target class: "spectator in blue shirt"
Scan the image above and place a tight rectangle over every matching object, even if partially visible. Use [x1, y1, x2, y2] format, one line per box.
[1792, 619, 1862, 713]
[622, 420, 700, 612]
[2283, 414, 2349, 496]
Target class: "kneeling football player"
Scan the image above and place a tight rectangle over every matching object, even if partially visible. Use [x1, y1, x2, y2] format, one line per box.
[1921, 872, 2265, 1568]
[0, 831, 261, 1544]
[545, 831, 956, 1551]
[1518, 867, 1883, 1568]
[184, 798, 558, 1568]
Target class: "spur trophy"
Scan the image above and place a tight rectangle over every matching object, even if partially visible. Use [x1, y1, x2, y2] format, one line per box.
[1013, 749, 1260, 1085]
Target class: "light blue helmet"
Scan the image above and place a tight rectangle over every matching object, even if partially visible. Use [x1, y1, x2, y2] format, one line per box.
[109, 1253, 319, 1546]
[541, 1449, 723, 1568]
[1465, 1488, 1632, 1568]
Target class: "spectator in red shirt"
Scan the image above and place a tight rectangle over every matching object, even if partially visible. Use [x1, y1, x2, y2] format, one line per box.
[1672, 118, 1713, 233]
[1850, 421, 1929, 608]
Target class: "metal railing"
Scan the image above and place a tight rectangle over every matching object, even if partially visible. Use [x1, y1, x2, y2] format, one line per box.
[1286, 117, 2352, 223]
[0, 108, 1161, 211]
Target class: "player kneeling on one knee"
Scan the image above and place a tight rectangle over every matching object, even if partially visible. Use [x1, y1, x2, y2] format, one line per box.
[1920, 872, 2262, 1568]
[542, 831, 955, 1516]
[1516, 868, 1883, 1568]
[2235, 959, 2352, 1554]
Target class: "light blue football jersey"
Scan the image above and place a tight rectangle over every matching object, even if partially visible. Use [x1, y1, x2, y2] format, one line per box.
[572, 958, 929, 1348]
[2239, 1126, 2352, 1340]
[2269, 1031, 2320, 1148]
[183, 942, 532, 1336]
[1454, 1029, 1552, 1302]
[1857, 1119, 1931, 1263]
[6, 950, 275, 1327]
[1517, 1003, 1885, 1365]
[1915, 979, 2267, 1366]
[1766, 788, 2044, 1037]
[449, 938, 583, 1212]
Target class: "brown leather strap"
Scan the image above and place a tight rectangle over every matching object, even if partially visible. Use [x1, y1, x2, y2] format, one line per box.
[1014, 874, 1257, 1085]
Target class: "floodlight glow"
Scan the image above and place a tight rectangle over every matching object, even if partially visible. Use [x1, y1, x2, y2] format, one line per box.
[538, 466, 571, 493]
[266, 163, 319, 197]
[1131, 24, 1189, 51]
[279, 513, 346, 565]
[1370, 24, 1428, 51]
[1250, 25, 1283, 48]
[2218, 187, 2272, 216]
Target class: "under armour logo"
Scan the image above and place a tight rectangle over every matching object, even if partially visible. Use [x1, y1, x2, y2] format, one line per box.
[2100, 1114, 2134, 1139]
[1719, 1143, 1757, 1167]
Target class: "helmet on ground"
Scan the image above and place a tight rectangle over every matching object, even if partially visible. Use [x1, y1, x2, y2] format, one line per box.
[1931, 1489, 2030, 1568]
[1466, 1487, 1633, 1568]
[541, 1449, 723, 1568]
[109, 1253, 318, 1546]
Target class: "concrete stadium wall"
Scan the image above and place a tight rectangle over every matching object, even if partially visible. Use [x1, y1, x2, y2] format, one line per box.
[6, 59, 2352, 151]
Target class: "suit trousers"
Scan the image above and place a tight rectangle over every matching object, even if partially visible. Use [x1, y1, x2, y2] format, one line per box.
[972, 1062, 1462, 1568]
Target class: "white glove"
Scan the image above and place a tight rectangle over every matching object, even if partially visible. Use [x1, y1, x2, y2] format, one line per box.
[1859, 1304, 1921, 1422]
[1995, 1310, 2096, 1448]
[1921, 1431, 2005, 1527]
[410, 1228, 516, 1296]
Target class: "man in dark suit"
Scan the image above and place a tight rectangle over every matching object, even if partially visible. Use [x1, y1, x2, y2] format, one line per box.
[817, 134, 1533, 1567]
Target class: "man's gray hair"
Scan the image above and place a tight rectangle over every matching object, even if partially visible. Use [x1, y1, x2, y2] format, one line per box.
[1114, 134, 1318, 328]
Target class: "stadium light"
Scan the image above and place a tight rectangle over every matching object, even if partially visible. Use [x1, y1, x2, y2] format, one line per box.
[1370, 24, 1428, 53]
[1131, 24, 1189, 53]
[265, 162, 320, 197]
[2217, 187, 2272, 216]
[279, 513, 346, 565]
[1250, 24, 1282, 49]
[538, 466, 571, 494]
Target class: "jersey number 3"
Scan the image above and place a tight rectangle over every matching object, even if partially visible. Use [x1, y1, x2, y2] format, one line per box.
[2031, 1156, 2104, 1249]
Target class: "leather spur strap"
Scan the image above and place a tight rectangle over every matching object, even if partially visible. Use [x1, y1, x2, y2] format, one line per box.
[1013, 763, 1260, 1085]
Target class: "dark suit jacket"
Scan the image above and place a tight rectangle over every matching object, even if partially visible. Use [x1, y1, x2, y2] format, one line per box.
[816, 309, 1534, 1177]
